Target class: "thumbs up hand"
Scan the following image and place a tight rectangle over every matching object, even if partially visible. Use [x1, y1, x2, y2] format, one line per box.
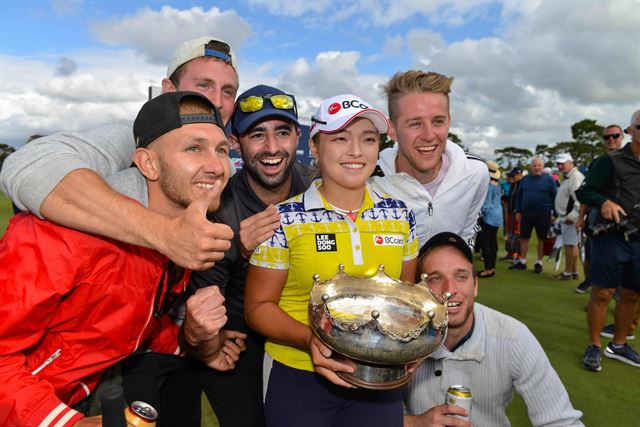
[189, 179, 225, 217]
[156, 179, 233, 270]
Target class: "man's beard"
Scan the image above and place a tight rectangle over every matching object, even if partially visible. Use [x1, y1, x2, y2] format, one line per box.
[243, 150, 295, 190]
[159, 162, 191, 210]
[158, 158, 220, 213]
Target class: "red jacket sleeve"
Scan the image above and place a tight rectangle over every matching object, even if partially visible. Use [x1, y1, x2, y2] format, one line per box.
[0, 214, 84, 427]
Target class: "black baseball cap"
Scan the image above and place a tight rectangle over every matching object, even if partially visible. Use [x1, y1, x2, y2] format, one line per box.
[231, 85, 299, 136]
[133, 91, 225, 148]
[418, 232, 473, 263]
[507, 167, 523, 176]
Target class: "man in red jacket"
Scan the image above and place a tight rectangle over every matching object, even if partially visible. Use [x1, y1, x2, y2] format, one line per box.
[0, 91, 244, 427]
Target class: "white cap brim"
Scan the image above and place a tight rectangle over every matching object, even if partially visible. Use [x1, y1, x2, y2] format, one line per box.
[310, 109, 389, 138]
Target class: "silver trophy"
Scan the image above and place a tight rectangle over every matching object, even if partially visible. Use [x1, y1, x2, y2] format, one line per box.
[308, 264, 449, 390]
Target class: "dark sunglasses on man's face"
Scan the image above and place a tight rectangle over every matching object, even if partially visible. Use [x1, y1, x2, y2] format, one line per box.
[603, 133, 620, 140]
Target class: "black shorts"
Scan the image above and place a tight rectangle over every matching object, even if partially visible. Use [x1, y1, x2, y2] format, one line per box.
[520, 212, 551, 240]
[584, 236, 592, 262]
[589, 234, 640, 291]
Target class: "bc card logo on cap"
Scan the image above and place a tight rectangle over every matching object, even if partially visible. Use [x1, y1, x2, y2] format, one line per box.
[373, 234, 404, 246]
[328, 103, 341, 115]
[316, 234, 337, 252]
[328, 99, 369, 115]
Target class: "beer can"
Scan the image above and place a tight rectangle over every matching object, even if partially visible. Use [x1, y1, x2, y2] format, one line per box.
[125, 401, 158, 427]
[446, 385, 472, 420]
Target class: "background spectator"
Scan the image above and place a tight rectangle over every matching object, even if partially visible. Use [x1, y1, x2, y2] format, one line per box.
[477, 160, 503, 279]
[577, 110, 640, 372]
[510, 158, 557, 273]
[553, 153, 584, 280]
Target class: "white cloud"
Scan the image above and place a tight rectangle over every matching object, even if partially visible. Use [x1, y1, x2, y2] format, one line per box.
[39, 73, 145, 103]
[406, 29, 446, 66]
[400, 1, 639, 156]
[246, 0, 328, 17]
[366, 35, 404, 63]
[274, 51, 388, 123]
[505, 3, 638, 104]
[382, 35, 404, 56]
[3, 0, 638, 161]
[363, 0, 495, 28]
[0, 5, 256, 147]
[91, 6, 252, 65]
[0, 51, 162, 147]
[245, 0, 491, 28]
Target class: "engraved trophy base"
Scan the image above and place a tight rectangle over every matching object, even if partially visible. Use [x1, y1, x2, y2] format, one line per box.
[337, 360, 414, 390]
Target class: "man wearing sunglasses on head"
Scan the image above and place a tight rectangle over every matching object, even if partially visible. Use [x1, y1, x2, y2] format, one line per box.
[184, 84, 316, 427]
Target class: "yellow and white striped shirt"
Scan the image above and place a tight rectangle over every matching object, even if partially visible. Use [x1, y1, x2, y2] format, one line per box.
[250, 179, 418, 371]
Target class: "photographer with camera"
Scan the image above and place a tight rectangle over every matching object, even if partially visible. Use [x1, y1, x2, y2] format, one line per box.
[575, 125, 625, 294]
[577, 110, 640, 371]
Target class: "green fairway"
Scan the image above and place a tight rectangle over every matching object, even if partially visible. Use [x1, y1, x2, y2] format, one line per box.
[475, 238, 637, 426]
[0, 193, 12, 236]
[0, 194, 637, 425]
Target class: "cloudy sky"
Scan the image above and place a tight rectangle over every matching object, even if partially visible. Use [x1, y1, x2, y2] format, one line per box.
[1, 0, 638, 158]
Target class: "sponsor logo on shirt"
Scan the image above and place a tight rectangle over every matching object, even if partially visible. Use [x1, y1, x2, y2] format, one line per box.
[373, 234, 404, 246]
[316, 234, 337, 252]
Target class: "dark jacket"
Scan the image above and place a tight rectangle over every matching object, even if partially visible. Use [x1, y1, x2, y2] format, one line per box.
[576, 143, 640, 227]
[515, 173, 557, 214]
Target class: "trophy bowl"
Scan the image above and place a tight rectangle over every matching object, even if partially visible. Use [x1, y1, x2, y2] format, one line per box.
[308, 264, 449, 390]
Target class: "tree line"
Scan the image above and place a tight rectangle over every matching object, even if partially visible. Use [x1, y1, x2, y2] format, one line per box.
[494, 119, 605, 170]
[379, 119, 606, 172]
[0, 144, 17, 171]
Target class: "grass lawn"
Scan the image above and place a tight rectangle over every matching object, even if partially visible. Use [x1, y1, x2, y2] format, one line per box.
[0, 193, 13, 236]
[475, 238, 637, 426]
[0, 196, 636, 425]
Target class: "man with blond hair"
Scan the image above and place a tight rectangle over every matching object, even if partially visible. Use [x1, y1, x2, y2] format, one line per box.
[369, 70, 489, 248]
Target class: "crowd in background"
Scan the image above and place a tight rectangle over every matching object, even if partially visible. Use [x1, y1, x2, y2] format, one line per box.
[476, 120, 640, 376]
